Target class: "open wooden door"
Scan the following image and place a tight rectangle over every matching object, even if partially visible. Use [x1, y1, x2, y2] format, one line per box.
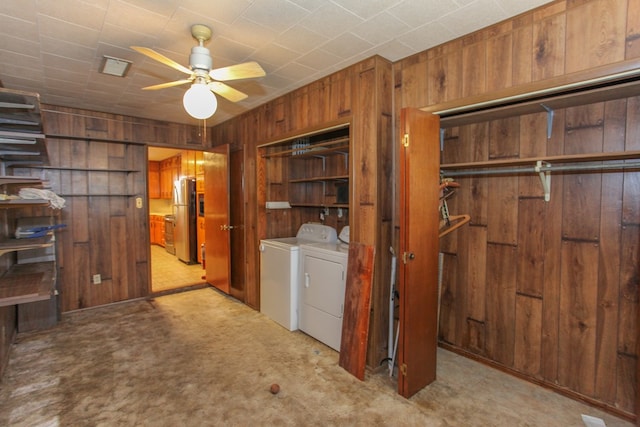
[228, 149, 245, 301]
[397, 108, 440, 398]
[204, 144, 231, 294]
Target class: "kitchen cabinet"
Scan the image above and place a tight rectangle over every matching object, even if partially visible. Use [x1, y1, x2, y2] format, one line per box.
[148, 161, 160, 199]
[160, 155, 180, 199]
[149, 215, 165, 247]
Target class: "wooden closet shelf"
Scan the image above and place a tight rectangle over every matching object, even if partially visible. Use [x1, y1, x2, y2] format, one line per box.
[0, 176, 45, 185]
[0, 236, 54, 256]
[0, 199, 50, 209]
[0, 261, 55, 307]
[441, 150, 640, 170]
[57, 194, 138, 197]
[263, 140, 349, 158]
[36, 166, 140, 173]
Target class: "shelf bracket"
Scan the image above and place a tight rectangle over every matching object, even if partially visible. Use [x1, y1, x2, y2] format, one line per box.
[535, 160, 551, 202]
[541, 104, 554, 139]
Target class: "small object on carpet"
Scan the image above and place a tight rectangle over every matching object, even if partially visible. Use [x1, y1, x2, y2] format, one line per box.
[270, 383, 280, 394]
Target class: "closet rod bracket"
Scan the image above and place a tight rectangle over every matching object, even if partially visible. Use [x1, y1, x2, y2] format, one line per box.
[535, 160, 551, 202]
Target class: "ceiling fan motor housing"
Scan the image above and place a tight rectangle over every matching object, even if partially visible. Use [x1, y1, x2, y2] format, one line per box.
[190, 46, 212, 71]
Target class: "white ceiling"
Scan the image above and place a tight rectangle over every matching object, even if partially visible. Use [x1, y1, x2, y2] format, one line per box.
[0, 0, 552, 127]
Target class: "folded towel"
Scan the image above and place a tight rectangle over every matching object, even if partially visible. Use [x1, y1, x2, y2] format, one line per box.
[18, 188, 66, 209]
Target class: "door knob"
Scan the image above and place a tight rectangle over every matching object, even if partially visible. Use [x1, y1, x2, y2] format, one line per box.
[402, 252, 415, 264]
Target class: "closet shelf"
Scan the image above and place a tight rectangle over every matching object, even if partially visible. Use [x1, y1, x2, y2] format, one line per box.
[0, 236, 54, 256]
[263, 138, 349, 158]
[0, 261, 56, 307]
[0, 199, 50, 209]
[35, 166, 139, 173]
[0, 176, 46, 185]
[441, 150, 640, 171]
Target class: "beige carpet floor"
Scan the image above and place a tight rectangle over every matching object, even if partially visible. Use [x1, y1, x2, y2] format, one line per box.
[0, 288, 632, 426]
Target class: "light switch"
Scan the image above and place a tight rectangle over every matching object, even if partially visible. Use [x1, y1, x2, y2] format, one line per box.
[136, 197, 143, 209]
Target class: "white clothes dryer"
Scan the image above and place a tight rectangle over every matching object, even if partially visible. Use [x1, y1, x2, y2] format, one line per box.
[298, 226, 349, 351]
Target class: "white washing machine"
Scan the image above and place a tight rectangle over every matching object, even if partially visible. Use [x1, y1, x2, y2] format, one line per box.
[298, 226, 350, 351]
[259, 223, 337, 331]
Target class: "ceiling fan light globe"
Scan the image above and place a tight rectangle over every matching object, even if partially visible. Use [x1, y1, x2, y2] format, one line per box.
[183, 84, 217, 119]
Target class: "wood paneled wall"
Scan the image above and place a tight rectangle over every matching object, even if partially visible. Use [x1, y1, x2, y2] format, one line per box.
[393, 0, 639, 419]
[211, 56, 394, 367]
[40, 106, 205, 312]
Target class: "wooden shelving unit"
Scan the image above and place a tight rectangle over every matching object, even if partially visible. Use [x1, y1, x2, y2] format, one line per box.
[0, 87, 59, 314]
[0, 262, 56, 307]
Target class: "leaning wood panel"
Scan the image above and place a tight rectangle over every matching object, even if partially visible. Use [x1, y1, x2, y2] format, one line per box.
[339, 242, 375, 381]
[484, 243, 517, 366]
[558, 240, 599, 397]
[513, 294, 542, 377]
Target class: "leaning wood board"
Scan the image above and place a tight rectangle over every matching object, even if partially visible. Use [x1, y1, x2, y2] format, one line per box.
[339, 242, 375, 380]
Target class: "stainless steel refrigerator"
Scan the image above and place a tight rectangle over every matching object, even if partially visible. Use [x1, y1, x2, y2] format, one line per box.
[172, 177, 197, 264]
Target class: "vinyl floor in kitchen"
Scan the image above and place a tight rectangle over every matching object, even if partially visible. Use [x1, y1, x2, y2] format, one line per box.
[0, 288, 632, 427]
[150, 244, 205, 292]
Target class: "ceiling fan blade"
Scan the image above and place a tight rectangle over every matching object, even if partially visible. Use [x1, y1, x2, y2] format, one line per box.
[208, 82, 248, 102]
[130, 46, 193, 75]
[209, 61, 266, 81]
[142, 79, 193, 91]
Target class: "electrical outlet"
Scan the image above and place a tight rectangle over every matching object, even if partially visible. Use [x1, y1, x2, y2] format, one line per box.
[92, 274, 101, 284]
[135, 197, 143, 209]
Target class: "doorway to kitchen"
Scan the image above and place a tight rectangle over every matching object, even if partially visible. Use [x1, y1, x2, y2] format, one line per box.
[148, 146, 207, 293]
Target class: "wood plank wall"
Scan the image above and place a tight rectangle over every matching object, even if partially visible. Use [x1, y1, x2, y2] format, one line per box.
[393, 0, 639, 419]
[211, 56, 394, 367]
[40, 105, 205, 312]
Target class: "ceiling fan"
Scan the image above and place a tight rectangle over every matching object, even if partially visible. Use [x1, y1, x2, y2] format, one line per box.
[131, 24, 265, 119]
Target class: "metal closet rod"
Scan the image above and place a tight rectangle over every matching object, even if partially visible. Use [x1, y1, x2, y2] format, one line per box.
[442, 161, 640, 177]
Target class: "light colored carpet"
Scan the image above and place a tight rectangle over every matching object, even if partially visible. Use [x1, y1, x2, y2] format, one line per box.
[0, 288, 632, 426]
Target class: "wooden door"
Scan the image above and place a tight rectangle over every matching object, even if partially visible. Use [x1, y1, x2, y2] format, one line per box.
[397, 108, 440, 398]
[229, 149, 245, 301]
[204, 145, 231, 294]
